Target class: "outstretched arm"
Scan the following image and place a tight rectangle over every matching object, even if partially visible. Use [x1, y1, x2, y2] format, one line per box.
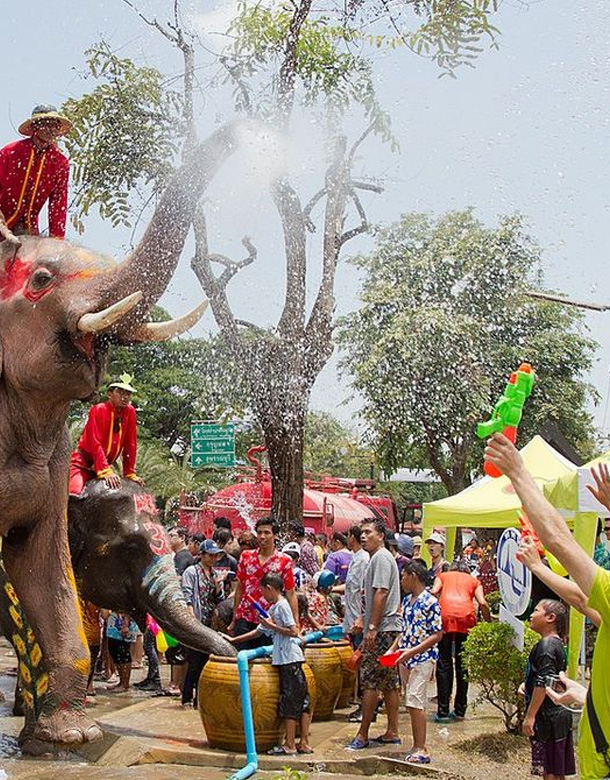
[518, 537, 601, 626]
[485, 433, 598, 597]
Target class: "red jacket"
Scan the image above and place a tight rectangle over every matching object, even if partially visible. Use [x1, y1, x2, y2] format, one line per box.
[0, 138, 69, 238]
[73, 401, 138, 478]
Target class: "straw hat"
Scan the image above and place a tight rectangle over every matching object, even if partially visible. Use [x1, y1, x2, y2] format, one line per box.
[18, 104, 73, 137]
[108, 373, 137, 394]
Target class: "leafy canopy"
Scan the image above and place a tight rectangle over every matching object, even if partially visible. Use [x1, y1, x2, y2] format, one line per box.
[62, 42, 183, 230]
[339, 210, 598, 492]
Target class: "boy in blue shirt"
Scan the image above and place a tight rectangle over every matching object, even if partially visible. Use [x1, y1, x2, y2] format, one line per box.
[229, 571, 313, 755]
[387, 559, 442, 765]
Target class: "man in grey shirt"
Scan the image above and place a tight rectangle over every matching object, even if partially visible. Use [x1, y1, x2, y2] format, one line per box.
[340, 525, 370, 638]
[347, 518, 401, 751]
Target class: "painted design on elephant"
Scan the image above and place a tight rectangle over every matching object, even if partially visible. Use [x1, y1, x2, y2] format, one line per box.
[142, 555, 185, 605]
[2, 562, 49, 718]
[0, 255, 105, 303]
[134, 493, 159, 517]
[143, 518, 171, 557]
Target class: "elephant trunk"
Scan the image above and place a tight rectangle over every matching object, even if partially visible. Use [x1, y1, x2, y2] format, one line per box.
[141, 555, 236, 658]
[97, 123, 239, 338]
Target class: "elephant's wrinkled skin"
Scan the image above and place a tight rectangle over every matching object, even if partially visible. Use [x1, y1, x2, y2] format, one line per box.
[0, 123, 238, 750]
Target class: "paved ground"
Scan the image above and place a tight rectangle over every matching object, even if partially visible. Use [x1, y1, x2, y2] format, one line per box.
[0, 637, 532, 780]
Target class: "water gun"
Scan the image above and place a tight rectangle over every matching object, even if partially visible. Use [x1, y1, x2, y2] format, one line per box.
[246, 594, 269, 619]
[476, 362, 536, 478]
[148, 616, 179, 653]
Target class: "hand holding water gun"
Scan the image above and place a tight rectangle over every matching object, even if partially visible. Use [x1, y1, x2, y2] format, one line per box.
[246, 593, 269, 619]
[477, 362, 535, 478]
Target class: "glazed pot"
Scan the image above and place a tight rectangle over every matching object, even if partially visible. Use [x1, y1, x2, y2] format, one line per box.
[333, 639, 357, 709]
[198, 655, 316, 751]
[303, 642, 342, 721]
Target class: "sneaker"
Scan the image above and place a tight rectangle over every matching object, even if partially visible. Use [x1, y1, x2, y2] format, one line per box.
[433, 714, 452, 724]
[138, 680, 163, 692]
[449, 711, 465, 721]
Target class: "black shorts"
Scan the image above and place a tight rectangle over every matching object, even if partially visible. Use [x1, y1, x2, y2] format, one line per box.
[278, 662, 310, 720]
[108, 637, 132, 665]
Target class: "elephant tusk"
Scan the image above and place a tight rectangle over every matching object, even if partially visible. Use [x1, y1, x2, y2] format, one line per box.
[77, 291, 143, 334]
[136, 300, 208, 342]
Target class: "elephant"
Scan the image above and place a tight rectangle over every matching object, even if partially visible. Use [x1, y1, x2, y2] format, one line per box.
[67, 479, 235, 655]
[0, 122, 238, 751]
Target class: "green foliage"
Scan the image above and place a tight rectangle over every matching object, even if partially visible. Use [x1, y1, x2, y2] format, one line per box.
[338, 209, 598, 492]
[225, 2, 394, 143]
[270, 769, 309, 780]
[62, 42, 183, 229]
[462, 620, 538, 733]
[485, 590, 502, 616]
[303, 411, 373, 477]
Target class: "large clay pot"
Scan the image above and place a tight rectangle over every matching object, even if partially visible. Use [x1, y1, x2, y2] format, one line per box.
[198, 655, 316, 752]
[333, 640, 357, 709]
[304, 642, 342, 721]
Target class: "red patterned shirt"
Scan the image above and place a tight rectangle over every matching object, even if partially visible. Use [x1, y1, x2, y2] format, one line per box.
[236, 549, 295, 623]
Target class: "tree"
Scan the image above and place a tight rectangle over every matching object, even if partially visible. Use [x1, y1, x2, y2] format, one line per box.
[303, 411, 373, 478]
[339, 210, 598, 494]
[63, 0, 504, 526]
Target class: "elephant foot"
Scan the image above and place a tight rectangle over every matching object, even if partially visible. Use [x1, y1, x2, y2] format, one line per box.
[30, 709, 102, 748]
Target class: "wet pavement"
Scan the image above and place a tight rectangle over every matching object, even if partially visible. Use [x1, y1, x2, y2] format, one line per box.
[1, 637, 529, 779]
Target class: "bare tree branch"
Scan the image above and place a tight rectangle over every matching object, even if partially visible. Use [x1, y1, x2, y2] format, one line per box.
[219, 56, 253, 116]
[276, 0, 313, 125]
[190, 204, 243, 354]
[210, 237, 258, 289]
[273, 178, 308, 337]
[348, 122, 377, 164]
[303, 187, 327, 232]
[353, 180, 384, 194]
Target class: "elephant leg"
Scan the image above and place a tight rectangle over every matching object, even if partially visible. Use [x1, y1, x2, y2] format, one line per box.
[3, 524, 102, 749]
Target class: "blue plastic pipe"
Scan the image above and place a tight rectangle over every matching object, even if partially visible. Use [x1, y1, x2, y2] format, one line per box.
[228, 627, 342, 780]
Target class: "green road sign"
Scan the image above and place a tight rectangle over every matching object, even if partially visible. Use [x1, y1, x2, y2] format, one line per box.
[190, 421, 236, 468]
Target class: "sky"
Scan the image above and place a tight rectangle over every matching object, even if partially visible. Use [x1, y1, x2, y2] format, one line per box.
[4, 0, 610, 439]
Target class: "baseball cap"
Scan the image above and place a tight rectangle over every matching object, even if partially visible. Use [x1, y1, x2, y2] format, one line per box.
[425, 532, 446, 546]
[282, 542, 301, 556]
[411, 535, 423, 547]
[199, 539, 222, 555]
[395, 534, 414, 557]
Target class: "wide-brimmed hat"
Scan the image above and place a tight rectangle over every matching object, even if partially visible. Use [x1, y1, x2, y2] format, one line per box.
[18, 104, 73, 137]
[108, 373, 137, 394]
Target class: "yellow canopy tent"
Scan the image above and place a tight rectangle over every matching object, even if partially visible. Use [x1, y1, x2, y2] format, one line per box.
[422, 435, 580, 668]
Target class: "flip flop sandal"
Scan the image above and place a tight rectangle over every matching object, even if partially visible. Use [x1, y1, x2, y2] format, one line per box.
[405, 753, 431, 764]
[370, 736, 402, 744]
[267, 746, 297, 756]
[296, 745, 315, 754]
[346, 738, 370, 750]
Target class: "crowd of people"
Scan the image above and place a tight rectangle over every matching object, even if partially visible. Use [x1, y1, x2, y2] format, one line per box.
[79, 513, 496, 765]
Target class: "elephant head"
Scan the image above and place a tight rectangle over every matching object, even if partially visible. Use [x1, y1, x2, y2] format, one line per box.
[0, 123, 238, 407]
[68, 480, 236, 657]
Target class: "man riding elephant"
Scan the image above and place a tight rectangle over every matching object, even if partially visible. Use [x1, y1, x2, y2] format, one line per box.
[69, 373, 143, 494]
[0, 104, 72, 246]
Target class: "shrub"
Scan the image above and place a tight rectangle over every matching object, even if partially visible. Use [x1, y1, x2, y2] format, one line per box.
[485, 590, 502, 616]
[462, 620, 538, 733]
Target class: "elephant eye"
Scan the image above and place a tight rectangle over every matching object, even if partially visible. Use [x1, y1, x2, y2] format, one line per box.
[29, 268, 56, 292]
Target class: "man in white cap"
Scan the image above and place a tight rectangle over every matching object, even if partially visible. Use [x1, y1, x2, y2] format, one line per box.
[0, 104, 73, 243]
[425, 532, 449, 586]
[69, 374, 143, 494]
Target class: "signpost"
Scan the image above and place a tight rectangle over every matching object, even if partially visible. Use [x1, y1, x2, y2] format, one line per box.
[190, 421, 236, 468]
